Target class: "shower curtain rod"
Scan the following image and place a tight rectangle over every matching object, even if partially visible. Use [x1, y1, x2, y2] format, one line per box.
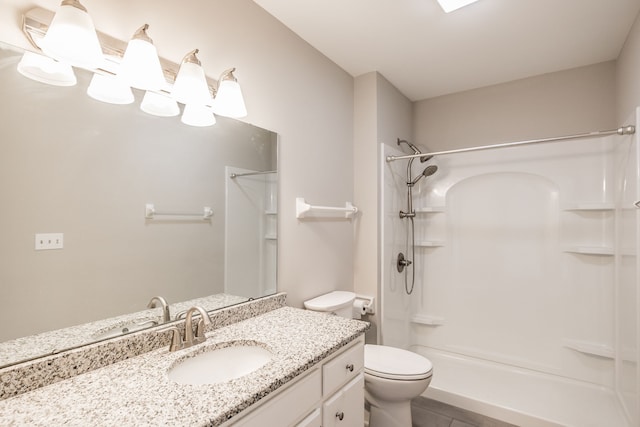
[386, 125, 636, 162]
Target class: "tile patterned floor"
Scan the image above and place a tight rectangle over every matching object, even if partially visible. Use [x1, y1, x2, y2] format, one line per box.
[411, 397, 519, 427]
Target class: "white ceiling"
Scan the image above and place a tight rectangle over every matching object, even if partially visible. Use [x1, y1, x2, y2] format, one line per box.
[252, 0, 640, 101]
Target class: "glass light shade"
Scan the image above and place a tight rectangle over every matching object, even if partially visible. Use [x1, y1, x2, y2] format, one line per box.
[40, 0, 104, 69]
[172, 61, 212, 105]
[17, 51, 77, 86]
[119, 31, 165, 91]
[87, 73, 134, 105]
[140, 91, 180, 117]
[436, 0, 480, 13]
[181, 104, 216, 127]
[212, 78, 247, 118]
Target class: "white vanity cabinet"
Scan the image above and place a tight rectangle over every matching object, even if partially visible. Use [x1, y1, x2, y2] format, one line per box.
[230, 335, 364, 427]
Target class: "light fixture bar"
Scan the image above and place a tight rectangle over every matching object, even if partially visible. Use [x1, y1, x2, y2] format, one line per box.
[21, 6, 219, 92]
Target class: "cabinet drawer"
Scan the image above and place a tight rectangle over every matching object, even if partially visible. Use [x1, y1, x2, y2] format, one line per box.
[322, 374, 364, 427]
[232, 368, 321, 426]
[322, 339, 364, 397]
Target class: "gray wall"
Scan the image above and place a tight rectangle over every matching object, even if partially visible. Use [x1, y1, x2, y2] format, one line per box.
[0, 0, 355, 313]
[413, 61, 617, 152]
[617, 8, 640, 123]
[353, 72, 414, 342]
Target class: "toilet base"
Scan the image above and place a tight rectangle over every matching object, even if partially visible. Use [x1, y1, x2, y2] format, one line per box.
[367, 399, 412, 427]
[364, 371, 431, 427]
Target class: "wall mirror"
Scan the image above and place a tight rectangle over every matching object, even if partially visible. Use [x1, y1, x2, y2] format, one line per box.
[0, 41, 278, 368]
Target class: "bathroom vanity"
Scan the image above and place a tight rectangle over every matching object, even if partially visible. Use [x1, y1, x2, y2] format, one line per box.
[230, 335, 364, 427]
[0, 300, 368, 426]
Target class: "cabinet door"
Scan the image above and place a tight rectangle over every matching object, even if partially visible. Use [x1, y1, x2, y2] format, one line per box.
[233, 369, 321, 426]
[296, 408, 321, 427]
[322, 373, 364, 427]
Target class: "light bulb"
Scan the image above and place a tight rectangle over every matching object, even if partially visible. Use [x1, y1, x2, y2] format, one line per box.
[172, 49, 212, 105]
[181, 104, 216, 127]
[119, 24, 166, 91]
[87, 73, 134, 105]
[140, 91, 180, 117]
[17, 51, 77, 86]
[40, 0, 103, 69]
[211, 68, 247, 118]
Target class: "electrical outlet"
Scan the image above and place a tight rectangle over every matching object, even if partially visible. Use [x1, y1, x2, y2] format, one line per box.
[35, 233, 64, 250]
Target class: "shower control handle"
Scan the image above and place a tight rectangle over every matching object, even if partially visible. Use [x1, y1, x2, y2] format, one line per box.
[397, 252, 412, 273]
[336, 411, 344, 421]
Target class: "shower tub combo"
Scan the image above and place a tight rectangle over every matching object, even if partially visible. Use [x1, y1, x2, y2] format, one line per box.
[380, 119, 639, 426]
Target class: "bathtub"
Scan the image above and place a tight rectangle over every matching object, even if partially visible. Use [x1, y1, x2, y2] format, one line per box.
[414, 346, 629, 427]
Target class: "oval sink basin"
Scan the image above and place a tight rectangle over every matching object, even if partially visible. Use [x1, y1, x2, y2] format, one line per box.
[168, 344, 273, 385]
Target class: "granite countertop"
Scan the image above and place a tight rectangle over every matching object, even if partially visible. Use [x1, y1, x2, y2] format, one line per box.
[0, 307, 368, 426]
[0, 293, 249, 368]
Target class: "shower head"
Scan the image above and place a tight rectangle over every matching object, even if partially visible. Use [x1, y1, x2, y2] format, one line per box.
[410, 164, 438, 185]
[397, 138, 431, 162]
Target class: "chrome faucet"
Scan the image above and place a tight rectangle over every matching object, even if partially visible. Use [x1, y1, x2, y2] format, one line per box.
[147, 296, 171, 322]
[161, 306, 212, 352]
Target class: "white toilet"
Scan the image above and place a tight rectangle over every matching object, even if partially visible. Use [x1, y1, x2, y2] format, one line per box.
[303, 291, 433, 427]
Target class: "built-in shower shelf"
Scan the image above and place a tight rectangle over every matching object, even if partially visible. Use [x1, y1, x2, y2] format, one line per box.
[564, 246, 614, 256]
[264, 234, 277, 240]
[411, 314, 445, 326]
[562, 203, 615, 211]
[415, 206, 445, 213]
[416, 240, 445, 248]
[265, 210, 277, 215]
[563, 339, 614, 359]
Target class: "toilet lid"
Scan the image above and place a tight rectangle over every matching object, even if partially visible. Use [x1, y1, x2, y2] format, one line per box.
[303, 291, 355, 312]
[364, 345, 433, 381]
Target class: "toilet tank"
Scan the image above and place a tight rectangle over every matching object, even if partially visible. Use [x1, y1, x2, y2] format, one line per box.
[303, 291, 355, 318]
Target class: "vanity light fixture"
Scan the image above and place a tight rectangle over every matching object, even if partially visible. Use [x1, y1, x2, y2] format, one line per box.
[172, 49, 212, 106]
[436, 0, 481, 13]
[181, 104, 217, 127]
[39, 0, 103, 69]
[118, 24, 165, 91]
[20, 6, 249, 126]
[87, 73, 135, 105]
[17, 50, 77, 86]
[211, 68, 247, 119]
[140, 91, 180, 117]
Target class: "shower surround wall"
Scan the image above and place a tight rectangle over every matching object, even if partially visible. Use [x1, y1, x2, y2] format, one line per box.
[381, 123, 638, 426]
[225, 167, 277, 298]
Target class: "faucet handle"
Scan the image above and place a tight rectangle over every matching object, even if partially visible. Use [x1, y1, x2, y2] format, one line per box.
[194, 318, 209, 344]
[183, 306, 212, 347]
[159, 326, 183, 352]
[193, 308, 212, 344]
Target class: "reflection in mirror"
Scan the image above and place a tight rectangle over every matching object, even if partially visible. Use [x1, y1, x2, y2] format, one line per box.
[0, 41, 278, 368]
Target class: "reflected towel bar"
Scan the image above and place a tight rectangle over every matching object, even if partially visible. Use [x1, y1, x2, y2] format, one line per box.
[230, 170, 276, 178]
[145, 204, 214, 220]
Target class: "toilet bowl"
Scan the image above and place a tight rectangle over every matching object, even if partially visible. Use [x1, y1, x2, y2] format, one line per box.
[303, 291, 434, 427]
[364, 344, 432, 427]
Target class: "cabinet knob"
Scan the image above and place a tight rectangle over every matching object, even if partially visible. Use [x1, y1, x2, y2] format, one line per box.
[336, 411, 345, 421]
[346, 363, 354, 372]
